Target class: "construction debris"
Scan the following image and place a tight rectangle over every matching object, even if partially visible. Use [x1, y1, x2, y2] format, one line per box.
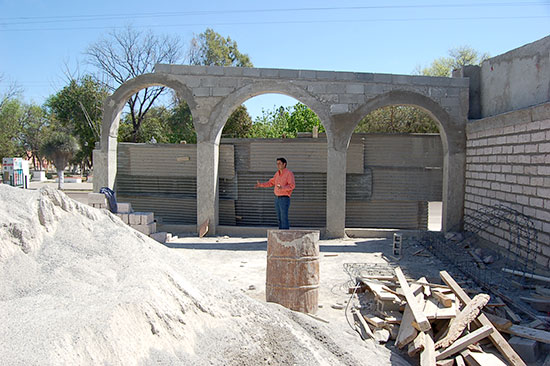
[351, 267, 535, 366]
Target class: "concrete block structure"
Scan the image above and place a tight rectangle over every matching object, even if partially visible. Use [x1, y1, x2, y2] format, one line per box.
[462, 36, 550, 269]
[92, 34, 549, 269]
[94, 63, 469, 237]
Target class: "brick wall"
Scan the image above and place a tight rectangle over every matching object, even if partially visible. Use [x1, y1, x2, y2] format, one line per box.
[465, 102, 550, 269]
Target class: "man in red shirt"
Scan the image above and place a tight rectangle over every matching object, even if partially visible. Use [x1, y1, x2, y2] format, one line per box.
[255, 157, 296, 229]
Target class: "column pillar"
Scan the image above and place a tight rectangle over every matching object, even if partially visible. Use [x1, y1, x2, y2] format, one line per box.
[326, 147, 347, 238]
[196, 140, 219, 236]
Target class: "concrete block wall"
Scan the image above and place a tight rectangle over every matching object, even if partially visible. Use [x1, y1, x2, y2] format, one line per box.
[465, 102, 550, 268]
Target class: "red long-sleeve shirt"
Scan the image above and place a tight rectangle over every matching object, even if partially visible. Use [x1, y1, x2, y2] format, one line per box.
[257, 168, 296, 197]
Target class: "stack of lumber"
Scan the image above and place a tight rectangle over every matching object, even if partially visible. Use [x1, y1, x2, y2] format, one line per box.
[351, 268, 539, 366]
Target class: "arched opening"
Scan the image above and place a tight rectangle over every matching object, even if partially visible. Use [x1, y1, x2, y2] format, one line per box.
[347, 104, 443, 231]
[98, 74, 200, 229]
[345, 89, 462, 234]
[215, 91, 329, 230]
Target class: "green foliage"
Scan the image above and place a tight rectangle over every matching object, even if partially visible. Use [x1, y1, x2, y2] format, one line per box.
[285, 103, 325, 136]
[167, 102, 196, 144]
[355, 105, 439, 133]
[248, 102, 325, 138]
[0, 99, 25, 160]
[39, 131, 79, 172]
[19, 103, 49, 169]
[189, 28, 253, 67]
[222, 105, 252, 138]
[417, 45, 490, 77]
[46, 75, 108, 168]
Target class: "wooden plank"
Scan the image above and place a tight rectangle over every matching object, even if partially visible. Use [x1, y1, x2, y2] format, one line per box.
[436, 359, 454, 366]
[418, 276, 432, 297]
[364, 280, 401, 302]
[395, 267, 431, 332]
[455, 354, 466, 366]
[408, 331, 426, 357]
[499, 324, 550, 344]
[396, 283, 424, 349]
[364, 314, 385, 328]
[433, 289, 454, 307]
[424, 298, 439, 320]
[435, 293, 490, 349]
[461, 350, 507, 366]
[440, 270, 526, 366]
[435, 325, 493, 360]
[503, 304, 522, 324]
[352, 309, 374, 340]
[519, 296, 550, 312]
[484, 312, 513, 330]
[420, 333, 436, 366]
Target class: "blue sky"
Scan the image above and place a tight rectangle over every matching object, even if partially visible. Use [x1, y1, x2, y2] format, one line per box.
[1, 0, 549, 119]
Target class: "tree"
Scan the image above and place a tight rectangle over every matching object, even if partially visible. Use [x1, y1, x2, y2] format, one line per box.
[285, 103, 325, 136]
[18, 103, 49, 170]
[39, 131, 79, 189]
[188, 28, 253, 67]
[46, 75, 108, 171]
[0, 74, 21, 114]
[222, 105, 252, 138]
[85, 26, 184, 142]
[186, 28, 253, 140]
[416, 46, 490, 77]
[0, 99, 25, 160]
[355, 105, 439, 133]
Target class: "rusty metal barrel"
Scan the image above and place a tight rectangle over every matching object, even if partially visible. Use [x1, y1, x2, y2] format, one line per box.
[266, 229, 320, 314]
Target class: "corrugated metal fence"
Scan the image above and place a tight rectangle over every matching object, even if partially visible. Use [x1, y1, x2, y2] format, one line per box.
[116, 134, 442, 229]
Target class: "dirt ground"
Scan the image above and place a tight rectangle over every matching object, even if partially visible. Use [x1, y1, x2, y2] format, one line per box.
[164, 233, 454, 364]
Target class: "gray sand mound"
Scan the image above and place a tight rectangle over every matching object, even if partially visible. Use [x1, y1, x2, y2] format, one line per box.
[0, 185, 402, 365]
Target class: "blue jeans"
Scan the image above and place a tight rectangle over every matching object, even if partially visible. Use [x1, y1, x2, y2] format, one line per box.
[275, 196, 290, 229]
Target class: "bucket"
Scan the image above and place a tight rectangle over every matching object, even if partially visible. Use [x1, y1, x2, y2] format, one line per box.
[266, 230, 320, 313]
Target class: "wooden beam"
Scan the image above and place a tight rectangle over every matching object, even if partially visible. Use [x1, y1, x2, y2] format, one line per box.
[352, 309, 374, 340]
[461, 350, 507, 366]
[396, 283, 423, 349]
[420, 333, 436, 366]
[408, 331, 425, 357]
[435, 325, 493, 360]
[395, 267, 431, 332]
[435, 293, 490, 349]
[455, 354, 466, 366]
[440, 270, 526, 366]
[498, 324, 550, 344]
[483, 312, 513, 330]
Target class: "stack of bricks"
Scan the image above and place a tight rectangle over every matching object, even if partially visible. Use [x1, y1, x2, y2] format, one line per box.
[87, 193, 161, 237]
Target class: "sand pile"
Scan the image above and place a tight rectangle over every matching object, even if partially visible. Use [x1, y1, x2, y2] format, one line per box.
[0, 185, 401, 365]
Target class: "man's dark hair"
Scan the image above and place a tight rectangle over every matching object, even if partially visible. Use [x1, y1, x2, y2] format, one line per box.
[277, 157, 287, 165]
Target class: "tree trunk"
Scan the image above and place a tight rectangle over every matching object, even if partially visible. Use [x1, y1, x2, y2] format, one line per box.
[57, 169, 64, 190]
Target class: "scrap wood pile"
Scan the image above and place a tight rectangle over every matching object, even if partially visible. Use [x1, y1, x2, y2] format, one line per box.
[349, 267, 550, 366]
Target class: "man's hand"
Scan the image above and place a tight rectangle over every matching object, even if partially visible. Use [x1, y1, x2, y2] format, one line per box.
[255, 180, 261, 188]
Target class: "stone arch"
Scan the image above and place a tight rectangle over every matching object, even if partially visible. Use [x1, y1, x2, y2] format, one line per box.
[95, 73, 197, 190]
[346, 90, 466, 232]
[205, 81, 331, 143]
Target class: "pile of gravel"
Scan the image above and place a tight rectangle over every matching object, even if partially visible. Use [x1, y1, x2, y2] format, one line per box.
[0, 185, 405, 365]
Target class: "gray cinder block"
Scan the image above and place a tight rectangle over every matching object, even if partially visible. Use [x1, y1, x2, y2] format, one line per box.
[509, 336, 539, 363]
